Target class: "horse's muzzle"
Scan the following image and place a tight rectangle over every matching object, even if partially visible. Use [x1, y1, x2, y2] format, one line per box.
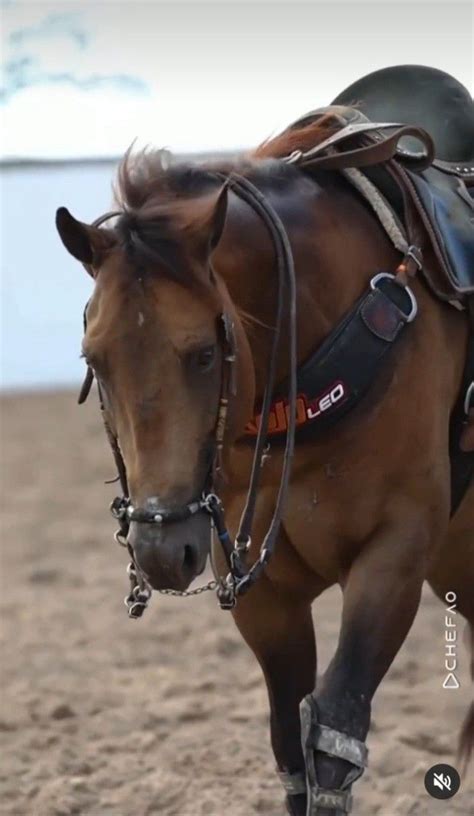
[128, 511, 210, 591]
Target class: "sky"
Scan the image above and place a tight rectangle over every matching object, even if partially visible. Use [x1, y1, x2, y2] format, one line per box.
[0, 0, 473, 390]
[1, 1, 473, 160]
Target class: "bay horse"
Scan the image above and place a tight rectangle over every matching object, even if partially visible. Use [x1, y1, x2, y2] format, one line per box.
[56, 101, 474, 814]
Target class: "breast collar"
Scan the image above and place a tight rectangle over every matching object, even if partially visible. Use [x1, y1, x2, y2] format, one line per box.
[244, 271, 418, 440]
[244, 269, 474, 518]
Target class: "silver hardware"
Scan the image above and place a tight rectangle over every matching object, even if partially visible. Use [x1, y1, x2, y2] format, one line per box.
[114, 530, 128, 547]
[405, 244, 423, 271]
[464, 382, 474, 415]
[285, 149, 303, 164]
[201, 492, 220, 512]
[124, 562, 153, 619]
[157, 579, 219, 597]
[236, 535, 251, 554]
[153, 513, 163, 523]
[370, 272, 418, 323]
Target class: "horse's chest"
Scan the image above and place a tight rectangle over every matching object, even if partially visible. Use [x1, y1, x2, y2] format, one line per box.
[281, 482, 350, 583]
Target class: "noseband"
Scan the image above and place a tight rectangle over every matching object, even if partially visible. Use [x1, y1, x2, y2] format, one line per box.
[79, 173, 298, 618]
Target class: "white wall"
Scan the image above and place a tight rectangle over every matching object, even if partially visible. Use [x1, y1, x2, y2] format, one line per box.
[1, 161, 112, 389]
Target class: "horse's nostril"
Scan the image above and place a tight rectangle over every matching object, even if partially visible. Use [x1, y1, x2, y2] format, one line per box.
[183, 544, 196, 573]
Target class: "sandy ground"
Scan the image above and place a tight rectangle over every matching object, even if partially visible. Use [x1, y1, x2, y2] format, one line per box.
[1, 389, 473, 816]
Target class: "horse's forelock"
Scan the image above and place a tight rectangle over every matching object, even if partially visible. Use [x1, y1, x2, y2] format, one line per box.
[112, 149, 222, 285]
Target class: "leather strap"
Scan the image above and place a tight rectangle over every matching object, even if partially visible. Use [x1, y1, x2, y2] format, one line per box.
[299, 125, 434, 173]
[277, 770, 307, 797]
[283, 115, 435, 174]
[310, 724, 368, 768]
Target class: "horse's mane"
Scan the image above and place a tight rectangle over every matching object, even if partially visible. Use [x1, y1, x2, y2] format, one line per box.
[112, 113, 339, 284]
[252, 111, 339, 160]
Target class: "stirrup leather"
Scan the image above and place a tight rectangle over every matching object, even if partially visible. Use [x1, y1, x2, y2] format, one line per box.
[300, 695, 369, 814]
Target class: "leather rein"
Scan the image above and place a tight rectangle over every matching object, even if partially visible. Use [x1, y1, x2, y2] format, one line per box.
[79, 173, 298, 617]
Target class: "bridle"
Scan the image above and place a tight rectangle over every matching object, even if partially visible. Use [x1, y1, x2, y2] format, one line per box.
[78, 119, 437, 619]
[79, 173, 298, 618]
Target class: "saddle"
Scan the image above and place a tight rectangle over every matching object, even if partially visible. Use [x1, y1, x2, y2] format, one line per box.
[289, 64, 474, 304]
[333, 64, 474, 163]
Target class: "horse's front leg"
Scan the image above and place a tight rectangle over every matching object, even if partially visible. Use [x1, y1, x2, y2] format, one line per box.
[232, 576, 317, 816]
[301, 519, 429, 815]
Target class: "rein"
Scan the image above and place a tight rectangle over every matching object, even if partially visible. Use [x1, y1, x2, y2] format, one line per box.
[79, 173, 298, 617]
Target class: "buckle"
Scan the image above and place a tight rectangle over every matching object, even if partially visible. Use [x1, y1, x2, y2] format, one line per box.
[370, 272, 418, 323]
[404, 244, 423, 271]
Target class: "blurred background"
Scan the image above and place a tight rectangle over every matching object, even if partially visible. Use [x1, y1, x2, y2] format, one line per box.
[1, 0, 472, 390]
[1, 5, 473, 816]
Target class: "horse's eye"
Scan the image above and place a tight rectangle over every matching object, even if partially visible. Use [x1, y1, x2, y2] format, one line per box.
[194, 346, 216, 372]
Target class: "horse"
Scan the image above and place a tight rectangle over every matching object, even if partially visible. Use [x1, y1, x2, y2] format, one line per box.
[55, 84, 474, 815]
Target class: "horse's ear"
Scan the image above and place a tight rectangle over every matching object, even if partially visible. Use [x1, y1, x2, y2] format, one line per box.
[208, 184, 228, 253]
[188, 185, 228, 271]
[55, 207, 115, 274]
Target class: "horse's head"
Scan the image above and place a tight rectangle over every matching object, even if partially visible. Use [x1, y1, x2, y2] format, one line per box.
[56, 162, 255, 591]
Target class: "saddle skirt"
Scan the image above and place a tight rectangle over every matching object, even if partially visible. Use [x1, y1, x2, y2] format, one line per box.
[401, 164, 474, 298]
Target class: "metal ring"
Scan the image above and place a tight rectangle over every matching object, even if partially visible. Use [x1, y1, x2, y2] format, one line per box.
[370, 272, 418, 323]
[201, 492, 220, 512]
[114, 530, 128, 547]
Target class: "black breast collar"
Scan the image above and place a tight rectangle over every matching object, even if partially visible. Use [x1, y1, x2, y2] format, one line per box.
[245, 271, 417, 438]
[244, 269, 473, 516]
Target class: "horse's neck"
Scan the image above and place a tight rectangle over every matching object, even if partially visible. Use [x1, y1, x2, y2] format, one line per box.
[216, 172, 399, 394]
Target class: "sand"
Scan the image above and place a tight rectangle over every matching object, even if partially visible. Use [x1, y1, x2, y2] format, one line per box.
[1, 390, 472, 816]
